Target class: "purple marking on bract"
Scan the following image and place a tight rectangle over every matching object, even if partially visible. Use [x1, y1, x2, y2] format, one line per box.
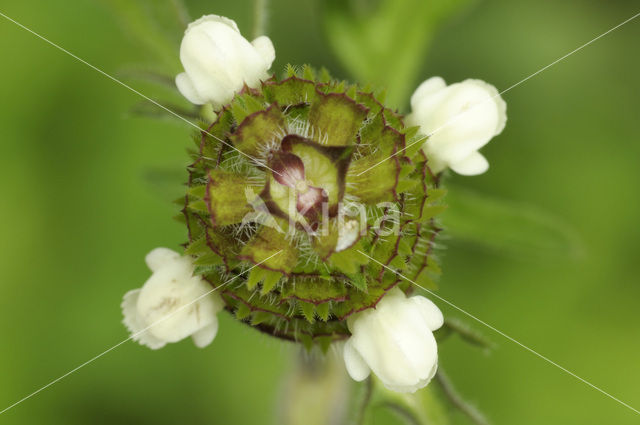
[271, 151, 305, 188]
[297, 185, 328, 217]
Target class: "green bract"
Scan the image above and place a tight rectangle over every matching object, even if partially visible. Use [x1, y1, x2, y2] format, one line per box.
[179, 65, 445, 350]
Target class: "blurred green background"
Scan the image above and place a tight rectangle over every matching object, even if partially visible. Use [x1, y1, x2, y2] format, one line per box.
[0, 0, 639, 424]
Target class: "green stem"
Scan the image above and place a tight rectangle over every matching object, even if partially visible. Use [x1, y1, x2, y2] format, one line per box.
[252, 0, 269, 39]
[436, 370, 489, 425]
[355, 377, 374, 425]
[170, 0, 191, 28]
[367, 378, 449, 425]
[279, 350, 351, 425]
[379, 402, 422, 425]
[444, 318, 493, 351]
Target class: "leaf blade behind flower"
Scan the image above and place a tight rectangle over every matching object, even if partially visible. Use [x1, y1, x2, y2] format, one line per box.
[443, 185, 584, 261]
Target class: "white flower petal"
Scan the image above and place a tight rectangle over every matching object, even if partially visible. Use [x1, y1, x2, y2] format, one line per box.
[121, 289, 166, 350]
[377, 293, 437, 386]
[343, 339, 371, 381]
[176, 14, 275, 107]
[191, 321, 219, 348]
[179, 26, 242, 105]
[121, 289, 144, 336]
[466, 79, 507, 135]
[410, 76, 446, 111]
[145, 247, 181, 272]
[121, 248, 225, 350]
[386, 361, 438, 393]
[176, 72, 206, 105]
[410, 295, 444, 331]
[448, 151, 489, 176]
[343, 288, 442, 393]
[251, 36, 276, 70]
[188, 14, 240, 33]
[408, 77, 506, 176]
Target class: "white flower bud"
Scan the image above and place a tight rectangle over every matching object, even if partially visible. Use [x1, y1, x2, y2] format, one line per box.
[175, 15, 276, 107]
[406, 77, 507, 176]
[121, 248, 224, 350]
[342, 288, 443, 393]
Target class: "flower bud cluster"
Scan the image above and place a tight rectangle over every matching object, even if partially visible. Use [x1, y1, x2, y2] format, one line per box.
[121, 14, 506, 393]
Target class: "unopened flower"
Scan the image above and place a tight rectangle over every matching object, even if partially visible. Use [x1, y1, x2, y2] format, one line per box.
[342, 288, 443, 393]
[175, 14, 276, 107]
[407, 77, 507, 175]
[121, 247, 224, 349]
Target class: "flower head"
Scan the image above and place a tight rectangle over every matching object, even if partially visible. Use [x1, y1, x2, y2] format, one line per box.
[181, 65, 445, 350]
[176, 15, 276, 107]
[121, 247, 224, 349]
[119, 10, 511, 394]
[407, 77, 507, 175]
[342, 288, 443, 393]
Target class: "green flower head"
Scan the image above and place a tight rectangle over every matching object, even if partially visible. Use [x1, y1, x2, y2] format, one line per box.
[180, 64, 445, 350]
[122, 11, 506, 395]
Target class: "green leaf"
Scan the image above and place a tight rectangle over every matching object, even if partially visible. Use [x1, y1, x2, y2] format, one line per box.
[235, 303, 252, 320]
[239, 225, 298, 274]
[349, 273, 368, 292]
[443, 186, 584, 261]
[246, 266, 267, 290]
[330, 244, 369, 276]
[285, 63, 299, 78]
[185, 237, 207, 256]
[403, 132, 428, 160]
[299, 334, 314, 351]
[300, 301, 316, 323]
[206, 170, 254, 226]
[316, 302, 330, 321]
[192, 252, 222, 267]
[230, 93, 267, 124]
[281, 277, 347, 304]
[250, 311, 271, 325]
[263, 77, 317, 106]
[230, 103, 285, 157]
[302, 64, 316, 81]
[345, 114, 403, 203]
[187, 199, 208, 214]
[260, 270, 282, 295]
[317, 336, 333, 353]
[422, 204, 448, 220]
[322, 0, 472, 108]
[312, 221, 340, 259]
[308, 92, 368, 146]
